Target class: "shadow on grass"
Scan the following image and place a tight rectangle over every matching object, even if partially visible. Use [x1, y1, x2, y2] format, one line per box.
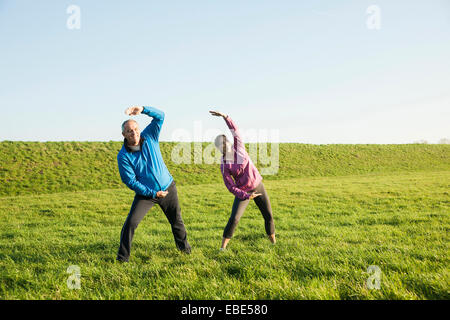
[402, 276, 449, 299]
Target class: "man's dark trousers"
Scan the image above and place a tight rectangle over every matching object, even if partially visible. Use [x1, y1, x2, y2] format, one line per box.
[117, 181, 191, 262]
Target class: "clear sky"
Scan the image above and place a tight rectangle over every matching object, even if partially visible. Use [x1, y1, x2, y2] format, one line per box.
[1, 0, 449, 143]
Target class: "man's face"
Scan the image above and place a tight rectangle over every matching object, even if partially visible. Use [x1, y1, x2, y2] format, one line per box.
[122, 121, 140, 146]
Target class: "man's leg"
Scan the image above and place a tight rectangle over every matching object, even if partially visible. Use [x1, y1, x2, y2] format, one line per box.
[117, 195, 155, 262]
[158, 181, 191, 253]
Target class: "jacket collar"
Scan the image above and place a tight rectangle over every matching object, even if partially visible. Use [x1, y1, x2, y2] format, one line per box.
[123, 136, 145, 153]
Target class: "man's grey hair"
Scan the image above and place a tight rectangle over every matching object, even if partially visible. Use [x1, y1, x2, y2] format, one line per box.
[121, 119, 138, 132]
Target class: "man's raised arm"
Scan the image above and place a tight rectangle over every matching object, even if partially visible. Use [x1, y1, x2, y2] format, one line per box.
[125, 105, 165, 141]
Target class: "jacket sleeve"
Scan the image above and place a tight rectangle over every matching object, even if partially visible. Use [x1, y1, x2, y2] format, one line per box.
[221, 165, 250, 200]
[223, 116, 246, 164]
[141, 106, 165, 141]
[117, 154, 157, 198]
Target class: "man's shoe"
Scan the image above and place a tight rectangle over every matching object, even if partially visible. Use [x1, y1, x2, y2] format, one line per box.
[181, 248, 191, 254]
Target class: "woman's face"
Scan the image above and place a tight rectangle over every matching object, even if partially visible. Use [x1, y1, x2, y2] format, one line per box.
[216, 135, 232, 154]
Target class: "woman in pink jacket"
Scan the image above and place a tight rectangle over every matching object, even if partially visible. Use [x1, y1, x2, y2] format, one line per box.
[210, 110, 276, 250]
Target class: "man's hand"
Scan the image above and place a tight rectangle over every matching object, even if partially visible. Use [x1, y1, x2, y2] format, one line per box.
[209, 110, 227, 118]
[248, 192, 262, 200]
[125, 106, 144, 116]
[156, 191, 168, 198]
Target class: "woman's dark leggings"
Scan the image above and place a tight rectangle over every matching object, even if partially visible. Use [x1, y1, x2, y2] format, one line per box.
[223, 182, 275, 239]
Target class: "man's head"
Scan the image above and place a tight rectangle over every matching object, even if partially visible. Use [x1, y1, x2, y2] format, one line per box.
[214, 134, 232, 155]
[122, 119, 140, 146]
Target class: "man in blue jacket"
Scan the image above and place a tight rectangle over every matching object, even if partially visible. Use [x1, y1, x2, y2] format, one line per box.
[116, 105, 191, 262]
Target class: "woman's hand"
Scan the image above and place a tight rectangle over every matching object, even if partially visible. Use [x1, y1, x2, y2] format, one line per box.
[209, 110, 227, 118]
[248, 192, 262, 200]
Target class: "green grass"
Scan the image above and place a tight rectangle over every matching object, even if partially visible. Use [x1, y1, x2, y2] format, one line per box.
[1, 170, 449, 299]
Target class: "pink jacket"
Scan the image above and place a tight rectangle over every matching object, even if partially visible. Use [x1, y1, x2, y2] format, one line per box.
[220, 116, 262, 200]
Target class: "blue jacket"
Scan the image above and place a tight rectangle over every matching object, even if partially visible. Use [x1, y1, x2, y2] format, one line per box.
[117, 106, 173, 198]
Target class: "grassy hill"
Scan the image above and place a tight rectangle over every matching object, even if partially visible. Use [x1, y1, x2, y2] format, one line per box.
[0, 141, 449, 196]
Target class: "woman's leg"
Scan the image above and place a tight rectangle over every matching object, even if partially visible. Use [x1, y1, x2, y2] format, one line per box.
[253, 182, 276, 243]
[220, 237, 231, 249]
[221, 196, 250, 248]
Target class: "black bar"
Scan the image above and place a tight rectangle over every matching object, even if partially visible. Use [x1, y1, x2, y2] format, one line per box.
[0, 300, 447, 319]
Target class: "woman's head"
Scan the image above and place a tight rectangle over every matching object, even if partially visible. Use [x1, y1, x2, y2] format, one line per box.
[214, 134, 232, 154]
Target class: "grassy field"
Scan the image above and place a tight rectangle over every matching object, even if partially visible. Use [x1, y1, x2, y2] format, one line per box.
[0, 142, 449, 299]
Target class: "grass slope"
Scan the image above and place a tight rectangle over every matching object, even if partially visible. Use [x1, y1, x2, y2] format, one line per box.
[1, 141, 449, 196]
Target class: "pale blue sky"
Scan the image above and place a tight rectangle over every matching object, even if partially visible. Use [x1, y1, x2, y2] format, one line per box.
[1, 0, 449, 143]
